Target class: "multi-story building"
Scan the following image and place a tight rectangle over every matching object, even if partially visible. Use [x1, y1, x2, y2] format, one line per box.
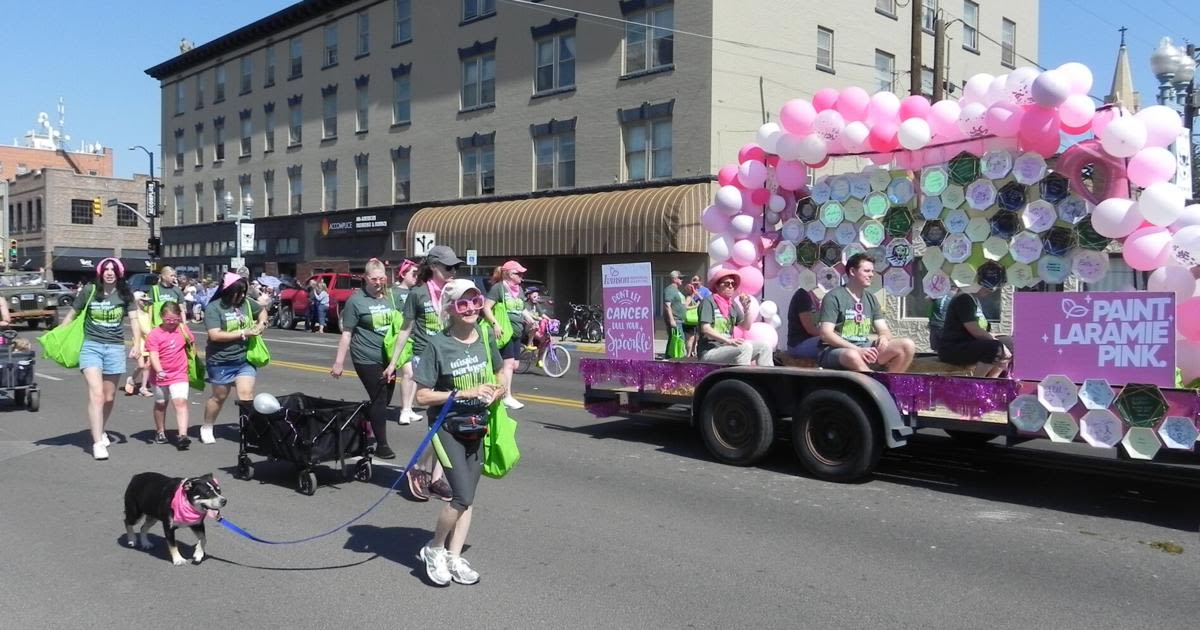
[146, 0, 1037, 318]
[7, 168, 155, 282]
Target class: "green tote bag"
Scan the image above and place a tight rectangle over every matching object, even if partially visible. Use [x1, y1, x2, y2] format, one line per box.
[38, 285, 95, 369]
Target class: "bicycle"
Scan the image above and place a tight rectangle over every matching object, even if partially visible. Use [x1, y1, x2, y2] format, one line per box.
[516, 319, 571, 378]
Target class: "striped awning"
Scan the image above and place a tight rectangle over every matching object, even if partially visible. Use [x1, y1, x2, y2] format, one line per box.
[407, 183, 711, 257]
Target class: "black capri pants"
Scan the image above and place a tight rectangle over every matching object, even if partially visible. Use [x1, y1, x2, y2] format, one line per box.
[353, 361, 397, 447]
[435, 428, 483, 511]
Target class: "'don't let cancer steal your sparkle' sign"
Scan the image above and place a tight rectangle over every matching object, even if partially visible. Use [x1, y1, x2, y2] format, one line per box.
[601, 263, 654, 360]
[1013, 292, 1176, 386]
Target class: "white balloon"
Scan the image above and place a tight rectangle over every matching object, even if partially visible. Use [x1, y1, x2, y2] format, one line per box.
[729, 213, 756, 238]
[715, 185, 743, 214]
[797, 135, 828, 164]
[775, 132, 805, 160]
[768, 194, 787, 213]
[812, 109, 845, 142]
[738, 160, 770, 189]
[898, 118, 932, 150]
[962, 73, 994, 104]
[759, 300, 779, 320]
[1005, 67, 1040, 105]
[957, 102, 988, 138]
[1099, 117, 1147, 158]
[1171, 225, 1200, 267]
[1140, 182, 1186, 226]
[1170, 204, 1200, 233]
[1091, 198, 1144, 238]
[756, 122, 783, 154]
[769, 313, 783, 329]
[1148, 265, 1196, 299]
[986, 74, 1009, 106]
[1134, 105, 1184, 148]
[253, 393, 281, 415]
[841, 121, 871, 153]
[707, 234, 734, 262]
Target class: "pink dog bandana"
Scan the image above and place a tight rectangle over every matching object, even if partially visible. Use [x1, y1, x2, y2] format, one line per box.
[171, 482, 219, 526]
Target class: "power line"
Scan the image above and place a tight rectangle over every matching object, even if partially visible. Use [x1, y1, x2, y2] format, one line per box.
[1157, 0, 1200, 30]
[1060, 0, 1159, 50]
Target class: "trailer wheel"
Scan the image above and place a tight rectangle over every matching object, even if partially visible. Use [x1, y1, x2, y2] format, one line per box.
[698, 379, 774, 466]
[793, 389, 882, 482]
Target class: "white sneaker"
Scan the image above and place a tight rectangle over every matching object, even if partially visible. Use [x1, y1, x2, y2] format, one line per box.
[92, 442, 109, 460]
[100, 432, 111, 447]
[419, 545, 451, 586]
[397, 410, 412, 426]
[448, 555, 479, 585]
[199, 425, 216, 444]
[502, 396, 524, 410]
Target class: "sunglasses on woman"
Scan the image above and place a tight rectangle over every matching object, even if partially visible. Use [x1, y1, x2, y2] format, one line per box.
[453, 295, 485, 314]
[718, 279, 737, 287]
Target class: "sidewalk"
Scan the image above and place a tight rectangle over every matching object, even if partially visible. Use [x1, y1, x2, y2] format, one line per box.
[558, 338, 669, 355]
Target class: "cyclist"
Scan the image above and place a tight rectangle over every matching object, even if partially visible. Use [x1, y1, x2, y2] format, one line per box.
[524, 286, 552, 367]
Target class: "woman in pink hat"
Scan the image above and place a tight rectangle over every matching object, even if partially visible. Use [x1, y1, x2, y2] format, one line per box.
[483, 260, 536, 410]
[199, 272, 268, 445]
[697, 269, 774, 366]
[58, 258, 139, 460]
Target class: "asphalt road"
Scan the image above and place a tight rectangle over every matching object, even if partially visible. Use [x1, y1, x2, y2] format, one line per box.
[0, 325, 1196, 629]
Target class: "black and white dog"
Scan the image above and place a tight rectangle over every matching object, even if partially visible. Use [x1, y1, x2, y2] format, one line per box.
[123, 472, 227, 566]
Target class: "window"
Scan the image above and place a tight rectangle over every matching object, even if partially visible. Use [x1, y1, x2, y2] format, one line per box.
[962, 1, 978, 51]
[264, 171, 275, 216]
[460, 145, 495, 197]
[34, 198, 41, 231]
[214, 118, 225, 161]
[394, 0, 412, 44]
[240, 114, 252, 157]
[174, 187, 184, 225]
[323, 89, 338, 138]
[534, 132, 575, 190]
[194, 126, 204, 165]
[921, 66, 935, 98]
[392, 148, 411, 203]
[240, 56, 253, 93]
[624, 5, 673, 74]
[289, 101, 302, 144]
[357, 11, 370, 56]
[195, 74, 205, 109]
[118, 202, 139, 227]
[239, 177, 251, 216]
[174, 131, 184, 170]
[288, 167, 302, 214]
[393, 74, 411, 123]
[875, 50, 895, 93]
[289, 37, 303, 78]
[816, 27, 834, 72]
[1001, 18, 1016, 68]
[322, 162, 338, 211]
[214, 64, 226, 102]
[323, 23, 339, 67]
[213, 180, 226, 220]
[623, 118, 672, 181]
[875, 0, 895, 15]
[463, 0, 496, 21]
[277, 237, 300, 254]
[71, 199, 93, 225]
[265, 45, 276, 86]
[922, 0, 938, 32]
[355, 157, 369, 207]
[535, 33, 576, 93]
[265, 106, 276, 152]
[356, 83, 369, 132]
[174, 82, 185, 115]
[195, 183, 205, 223]
[461, 54, 495, 109]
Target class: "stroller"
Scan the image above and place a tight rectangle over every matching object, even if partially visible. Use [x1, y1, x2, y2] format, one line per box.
[0, 330, 38, 411]
[234, 393, 375, 495]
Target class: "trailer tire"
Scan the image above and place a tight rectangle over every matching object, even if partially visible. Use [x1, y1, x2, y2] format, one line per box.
[698, 379, 774, 466]
[793, 389, 882, 482]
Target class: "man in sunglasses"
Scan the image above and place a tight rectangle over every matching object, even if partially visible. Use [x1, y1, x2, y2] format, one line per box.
[817, 253, 914, 373]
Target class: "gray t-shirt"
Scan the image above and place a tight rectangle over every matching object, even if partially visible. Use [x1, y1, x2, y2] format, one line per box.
[413, 328, 502, 423]
[203, 299, 263, 364]
[340, 288, 400, 366]
[696, 296, 745, 358]
[487, 282, 526, 339]
[817, 287, 883, 348]
[401, 284, 443, 356]
[663, 284, 685, 324]
[72, 285, 129, 345]
[394, 285, 411, 309]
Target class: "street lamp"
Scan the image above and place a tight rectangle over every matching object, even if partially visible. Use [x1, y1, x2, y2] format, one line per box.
[1151, 37, 1186, 106]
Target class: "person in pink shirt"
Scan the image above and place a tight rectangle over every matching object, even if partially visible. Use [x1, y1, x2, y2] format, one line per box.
[146, 302, 193, 450]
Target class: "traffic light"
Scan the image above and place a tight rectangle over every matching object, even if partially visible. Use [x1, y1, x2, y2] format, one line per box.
[91, 197, 102, 217]
[8, 240, 16, 259]
[148, 236, 162, 258]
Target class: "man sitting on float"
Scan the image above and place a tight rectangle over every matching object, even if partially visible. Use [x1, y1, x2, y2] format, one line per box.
[936, 276, 1012, 377]
[697, 269, 775, 366]
[817, 253, 915, 373]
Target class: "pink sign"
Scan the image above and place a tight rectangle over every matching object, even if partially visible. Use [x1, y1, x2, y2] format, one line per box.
[601, 263, 654, 360]
[1013, 292, 1176, 386]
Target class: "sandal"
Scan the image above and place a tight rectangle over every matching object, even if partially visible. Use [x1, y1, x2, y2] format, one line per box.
[139, 388, 155, 397]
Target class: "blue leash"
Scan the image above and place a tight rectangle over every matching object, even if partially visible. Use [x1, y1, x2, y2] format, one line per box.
[217, 393, 455, 545]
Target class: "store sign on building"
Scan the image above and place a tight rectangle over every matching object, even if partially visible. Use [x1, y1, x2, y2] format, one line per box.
[319, 213, 391, 238]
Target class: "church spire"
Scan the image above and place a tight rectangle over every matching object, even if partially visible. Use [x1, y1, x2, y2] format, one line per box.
[1106, 27, 1140, 112]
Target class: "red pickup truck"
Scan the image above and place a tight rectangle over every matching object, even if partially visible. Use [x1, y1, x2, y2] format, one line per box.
[276, 272, 363, 332]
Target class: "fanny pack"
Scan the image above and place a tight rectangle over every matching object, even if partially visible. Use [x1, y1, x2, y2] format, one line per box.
[443, 399, 490, 439]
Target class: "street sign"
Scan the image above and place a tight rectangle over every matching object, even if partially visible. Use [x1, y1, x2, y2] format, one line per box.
[230, 257, 245, 269]
[239, 222, 256, 252]
[145, 180, 158, 217]
[106, 198, 119, 208]
[413, 232, 436, 257]
[465, 249, 478, 266]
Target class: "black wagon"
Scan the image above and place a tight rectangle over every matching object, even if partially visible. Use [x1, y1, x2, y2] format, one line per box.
[0, 330, 38, 411]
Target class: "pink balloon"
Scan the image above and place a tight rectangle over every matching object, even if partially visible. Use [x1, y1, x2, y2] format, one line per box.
[1091, 198, 1143, 237]
[730, 239, 760, 266]
[927, 100, 962, 137]
[1178, 297, 1200, 342]
[899, 95, 931, 121]
[1128, 147, 1177, 188]
[985, 102, 1025, 137]
[774, 159, 808, 190]
[867, 92, 901, 126]
[700, 205, 730, 232]
[738, 144, 766, 164]
[780, 99, 817, 136]
[1019, 129, 1060, 158]
[750, 188, 772, 205]
[1123, 225, 1173, 271]
[1135, 105, 1184, 148]
[1178, 338, 1200, 381]
[836, 86, 871, 122]
[812, 88, 840, 112]
[1091, 107, 1120, 138]
[740, 189, 764, 215]
[1018, 107, 1059, 143]
[1058, 94, 1095, 129]
[716, 164, 740, 187]
[738, 266, 764, 295]
[868, 121, 899, 152]
[868, 153, 893, 166]
[747, 321, 779, 350]
[764, 155, 780, 167]
[737, 159, 769, 188]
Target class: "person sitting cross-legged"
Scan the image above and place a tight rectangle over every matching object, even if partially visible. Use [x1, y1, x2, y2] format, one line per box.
[817, 253, 915, 373]
[697, 270, 774, 366]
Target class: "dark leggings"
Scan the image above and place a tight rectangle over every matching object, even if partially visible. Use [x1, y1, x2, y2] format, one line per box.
[353, 362, 396, 447]
[435, 428, 482, 511]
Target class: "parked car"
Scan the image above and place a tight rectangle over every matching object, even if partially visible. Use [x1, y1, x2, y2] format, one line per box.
[275, 272, 362, 332]
[0, 272, 56, 329]
[46, 282, 78, 307]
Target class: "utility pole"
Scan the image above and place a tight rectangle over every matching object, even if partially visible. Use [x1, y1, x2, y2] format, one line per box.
[932, 17, 946, 101]
[910, 0, 923, 96]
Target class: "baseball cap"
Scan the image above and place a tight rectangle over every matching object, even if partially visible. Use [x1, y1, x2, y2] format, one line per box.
[669, 270, 683, 279]
[425, 245, 463, 268]
[133, 290, 149, 303]
[441, 278, 481, 307]
[500, 260, 527, 273]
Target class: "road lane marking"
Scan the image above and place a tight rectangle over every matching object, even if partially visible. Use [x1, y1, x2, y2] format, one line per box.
[34, 373, 64, 381]
[191, 329, 336, 349]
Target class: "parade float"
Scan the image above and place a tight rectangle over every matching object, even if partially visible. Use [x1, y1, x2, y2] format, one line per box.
[581, 62, 1200, 481]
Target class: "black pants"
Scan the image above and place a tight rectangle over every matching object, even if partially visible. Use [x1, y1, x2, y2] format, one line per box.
[435, 428, 482, 511]
[353, 362, 396, 447]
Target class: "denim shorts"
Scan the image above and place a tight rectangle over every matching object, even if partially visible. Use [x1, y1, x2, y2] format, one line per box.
[205, 359, 256, 385]
[79, 340, 127, 375]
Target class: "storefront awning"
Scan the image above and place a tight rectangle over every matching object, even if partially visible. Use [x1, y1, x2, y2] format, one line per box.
[51, 247, 115, 272]
[407, 183, 711, 257]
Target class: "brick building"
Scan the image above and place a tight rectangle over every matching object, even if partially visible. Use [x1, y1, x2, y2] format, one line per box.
[7, 168, 155, 282]
[0, 145, 112, 182]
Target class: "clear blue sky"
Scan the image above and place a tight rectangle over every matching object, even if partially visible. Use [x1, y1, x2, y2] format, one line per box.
[2, 0, 1198, 179]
